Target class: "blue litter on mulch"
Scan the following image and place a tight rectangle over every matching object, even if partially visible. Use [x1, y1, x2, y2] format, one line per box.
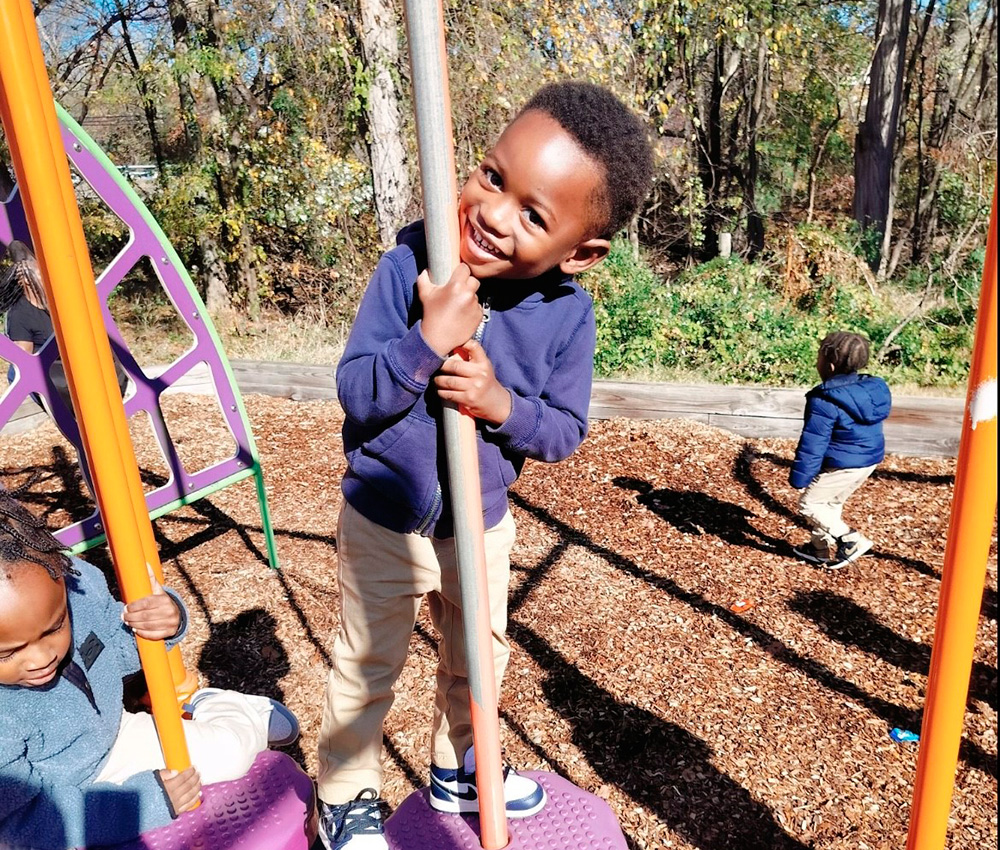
[890, 727, 920, 743]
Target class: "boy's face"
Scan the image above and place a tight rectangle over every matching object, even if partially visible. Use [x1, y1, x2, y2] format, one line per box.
[0, 565, 71, 687]
[458, 109, 610, 280]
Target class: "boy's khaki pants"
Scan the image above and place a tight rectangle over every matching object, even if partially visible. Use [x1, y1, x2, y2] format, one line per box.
[317, 501, 515, 805]
[798, 464, 877, 554]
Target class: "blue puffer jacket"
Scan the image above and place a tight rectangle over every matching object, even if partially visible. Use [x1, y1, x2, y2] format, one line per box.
[789, 372, 892, 489]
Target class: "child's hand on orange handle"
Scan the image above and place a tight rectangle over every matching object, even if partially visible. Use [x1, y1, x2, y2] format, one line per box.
[123, 566, 181, 640]
[158, 767, 201, 815]
[434, 340, 512, 425]
[417, 265, 483, 357]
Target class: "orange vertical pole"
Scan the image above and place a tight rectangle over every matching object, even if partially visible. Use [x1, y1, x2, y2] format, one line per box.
[35, 24, 196, 702]
[905, 182, 997, 850]
[0, 0, 193, 774]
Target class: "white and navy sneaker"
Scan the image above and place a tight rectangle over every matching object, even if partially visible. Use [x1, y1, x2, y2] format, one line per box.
[429, 746, 546, 818]
[827, 531, 874, 570]
[318, 789, 388, 850]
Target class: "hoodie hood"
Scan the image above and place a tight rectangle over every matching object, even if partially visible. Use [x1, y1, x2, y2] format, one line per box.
[813, 374, 892, 425]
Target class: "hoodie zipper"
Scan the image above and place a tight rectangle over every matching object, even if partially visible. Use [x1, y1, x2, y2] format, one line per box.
[415, 298, 492, 536]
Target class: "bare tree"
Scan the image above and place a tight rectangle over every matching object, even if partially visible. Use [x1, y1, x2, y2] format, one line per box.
[853, 0, 912, 270]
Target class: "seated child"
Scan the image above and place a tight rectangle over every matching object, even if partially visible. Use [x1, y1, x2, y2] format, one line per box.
[0, 487, 299, 850]
[790, 331, 892, 569]
[317, 81, 653, 849]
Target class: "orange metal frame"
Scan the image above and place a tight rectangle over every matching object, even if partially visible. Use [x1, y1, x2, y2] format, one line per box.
[0, 0, 194, 776]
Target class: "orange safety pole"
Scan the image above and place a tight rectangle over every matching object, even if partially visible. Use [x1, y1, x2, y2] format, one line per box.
[403, 1, 508, 846]
[0, 0, 194, 776]
[905, 181, 997, 850]
[33, 15, 197, 703]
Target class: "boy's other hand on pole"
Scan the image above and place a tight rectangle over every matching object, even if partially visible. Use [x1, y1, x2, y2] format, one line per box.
[417, 265, 482, 357]
[158, 767, 202, 815]
[435, 339, 512, 425]
[123, 565, 182, 640]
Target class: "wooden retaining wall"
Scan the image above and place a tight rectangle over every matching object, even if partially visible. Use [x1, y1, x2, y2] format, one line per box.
[2, 360, 965, 457]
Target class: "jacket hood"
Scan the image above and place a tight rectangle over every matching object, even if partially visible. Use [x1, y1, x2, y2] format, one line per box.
[813, 374, 892, 425]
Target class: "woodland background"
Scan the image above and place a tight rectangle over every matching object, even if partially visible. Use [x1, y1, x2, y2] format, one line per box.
[1, 0, 997, 388]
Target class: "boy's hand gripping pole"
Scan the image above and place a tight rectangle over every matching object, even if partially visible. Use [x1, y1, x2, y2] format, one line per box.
[0, 0, 195, 784]
[403, 3, 509, 847]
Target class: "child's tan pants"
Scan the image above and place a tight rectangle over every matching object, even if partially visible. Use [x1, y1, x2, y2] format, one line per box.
[316, 501, 515, 805]
[798, 464, 877, 554]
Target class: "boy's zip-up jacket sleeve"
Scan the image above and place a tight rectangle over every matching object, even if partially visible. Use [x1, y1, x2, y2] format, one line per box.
[337, 248, 446, 428]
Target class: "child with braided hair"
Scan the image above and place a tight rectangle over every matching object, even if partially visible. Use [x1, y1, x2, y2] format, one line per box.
[0, 487, 299, 850]
[790, 332, 892, 570]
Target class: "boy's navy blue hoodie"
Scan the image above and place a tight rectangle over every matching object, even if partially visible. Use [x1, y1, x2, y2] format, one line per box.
[337, 221, 596, 538]
[790, 372, 892, 489]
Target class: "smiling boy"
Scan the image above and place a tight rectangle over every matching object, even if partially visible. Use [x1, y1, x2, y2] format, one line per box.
[318, 81, 653, 850]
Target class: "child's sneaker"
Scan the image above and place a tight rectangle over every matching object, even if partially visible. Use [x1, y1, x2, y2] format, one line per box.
[827, 531, 873, 570]
[429, 746, 546, 818]
[318, 789, 387, 850]
[183, 687, 300, 747]
[792, 540, 834, 566]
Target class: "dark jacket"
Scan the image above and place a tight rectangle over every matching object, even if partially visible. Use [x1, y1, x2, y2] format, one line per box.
[337, 221, 596, 538]
[790, 372, 892, 489]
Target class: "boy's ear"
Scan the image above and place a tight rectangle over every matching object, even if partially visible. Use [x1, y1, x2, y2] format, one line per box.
[559, 237, 610, 276]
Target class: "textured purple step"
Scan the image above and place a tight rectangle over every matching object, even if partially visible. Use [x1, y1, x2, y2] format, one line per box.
[384, 771, 626, 849]
[89, 750, 315, 850]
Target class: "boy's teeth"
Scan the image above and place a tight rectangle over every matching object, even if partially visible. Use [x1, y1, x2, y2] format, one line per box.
[473, 229, 499, 256]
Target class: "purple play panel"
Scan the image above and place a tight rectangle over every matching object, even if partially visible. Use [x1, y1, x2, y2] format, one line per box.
[88, 751, 315, 850]
[0, 114, 259, 551]
[384, 771, 626, 850]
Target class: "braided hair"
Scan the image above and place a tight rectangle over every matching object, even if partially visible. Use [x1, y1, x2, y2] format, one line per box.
[1, 240, 48, 315]
[0, 486, 77, 583]
[819, 331, 870, 376]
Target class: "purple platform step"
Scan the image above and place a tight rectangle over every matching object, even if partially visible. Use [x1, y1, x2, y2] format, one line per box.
[89, 751, 315, 850]
[384, 771, 626, 850]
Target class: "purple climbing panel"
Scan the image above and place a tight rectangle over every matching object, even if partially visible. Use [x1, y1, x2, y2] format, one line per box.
[89, 751, 315, 850]
[0, 110, 263, 552]
[384, 771, 627, 850]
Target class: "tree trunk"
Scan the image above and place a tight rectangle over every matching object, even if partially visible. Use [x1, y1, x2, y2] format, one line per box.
[853, 0, 912, 267]
[199, 233, 231, 315]
[358, 0, 411, 248]
[744, 34, 768, 259]
[115, 0, 165, 170]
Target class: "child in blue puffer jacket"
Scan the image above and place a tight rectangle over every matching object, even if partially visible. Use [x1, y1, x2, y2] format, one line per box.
[790, 331, 892, 569]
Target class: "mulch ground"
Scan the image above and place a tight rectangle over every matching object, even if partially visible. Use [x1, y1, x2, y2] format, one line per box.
[1, 394, 996, 850]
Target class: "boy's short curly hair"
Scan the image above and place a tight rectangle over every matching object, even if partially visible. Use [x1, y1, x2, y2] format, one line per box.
[520, 82, 654, 239]
[820, 331, 870, 375]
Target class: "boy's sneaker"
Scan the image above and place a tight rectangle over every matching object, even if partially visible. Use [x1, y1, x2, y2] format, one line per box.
[318, 789, 387, 850]
[827, 532, 874, 570]
[182, 687, 300, 747]
[429, 746, 546, 818]
[792, 540, 834, 566]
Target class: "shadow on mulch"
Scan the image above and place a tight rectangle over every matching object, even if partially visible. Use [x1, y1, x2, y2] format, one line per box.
[509, 491, 997, 780]
[735, 446, 955, 582]
[613, 475, 794, 557]
[789, 590, 998, 713]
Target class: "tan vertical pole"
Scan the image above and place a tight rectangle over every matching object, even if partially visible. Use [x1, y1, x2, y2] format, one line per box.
[0, 0, 194, 776]
[402, 2, 509, 847]
[905, 182, 997, 849]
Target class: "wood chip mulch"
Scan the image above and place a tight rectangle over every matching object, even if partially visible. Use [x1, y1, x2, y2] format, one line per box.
[1, 394, 996, 850]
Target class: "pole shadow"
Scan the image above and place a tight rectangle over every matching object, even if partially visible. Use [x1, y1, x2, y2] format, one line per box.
[508, 491, 996, 778]
[788, 590, 997, 712]
[614, 475, 794, 557]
